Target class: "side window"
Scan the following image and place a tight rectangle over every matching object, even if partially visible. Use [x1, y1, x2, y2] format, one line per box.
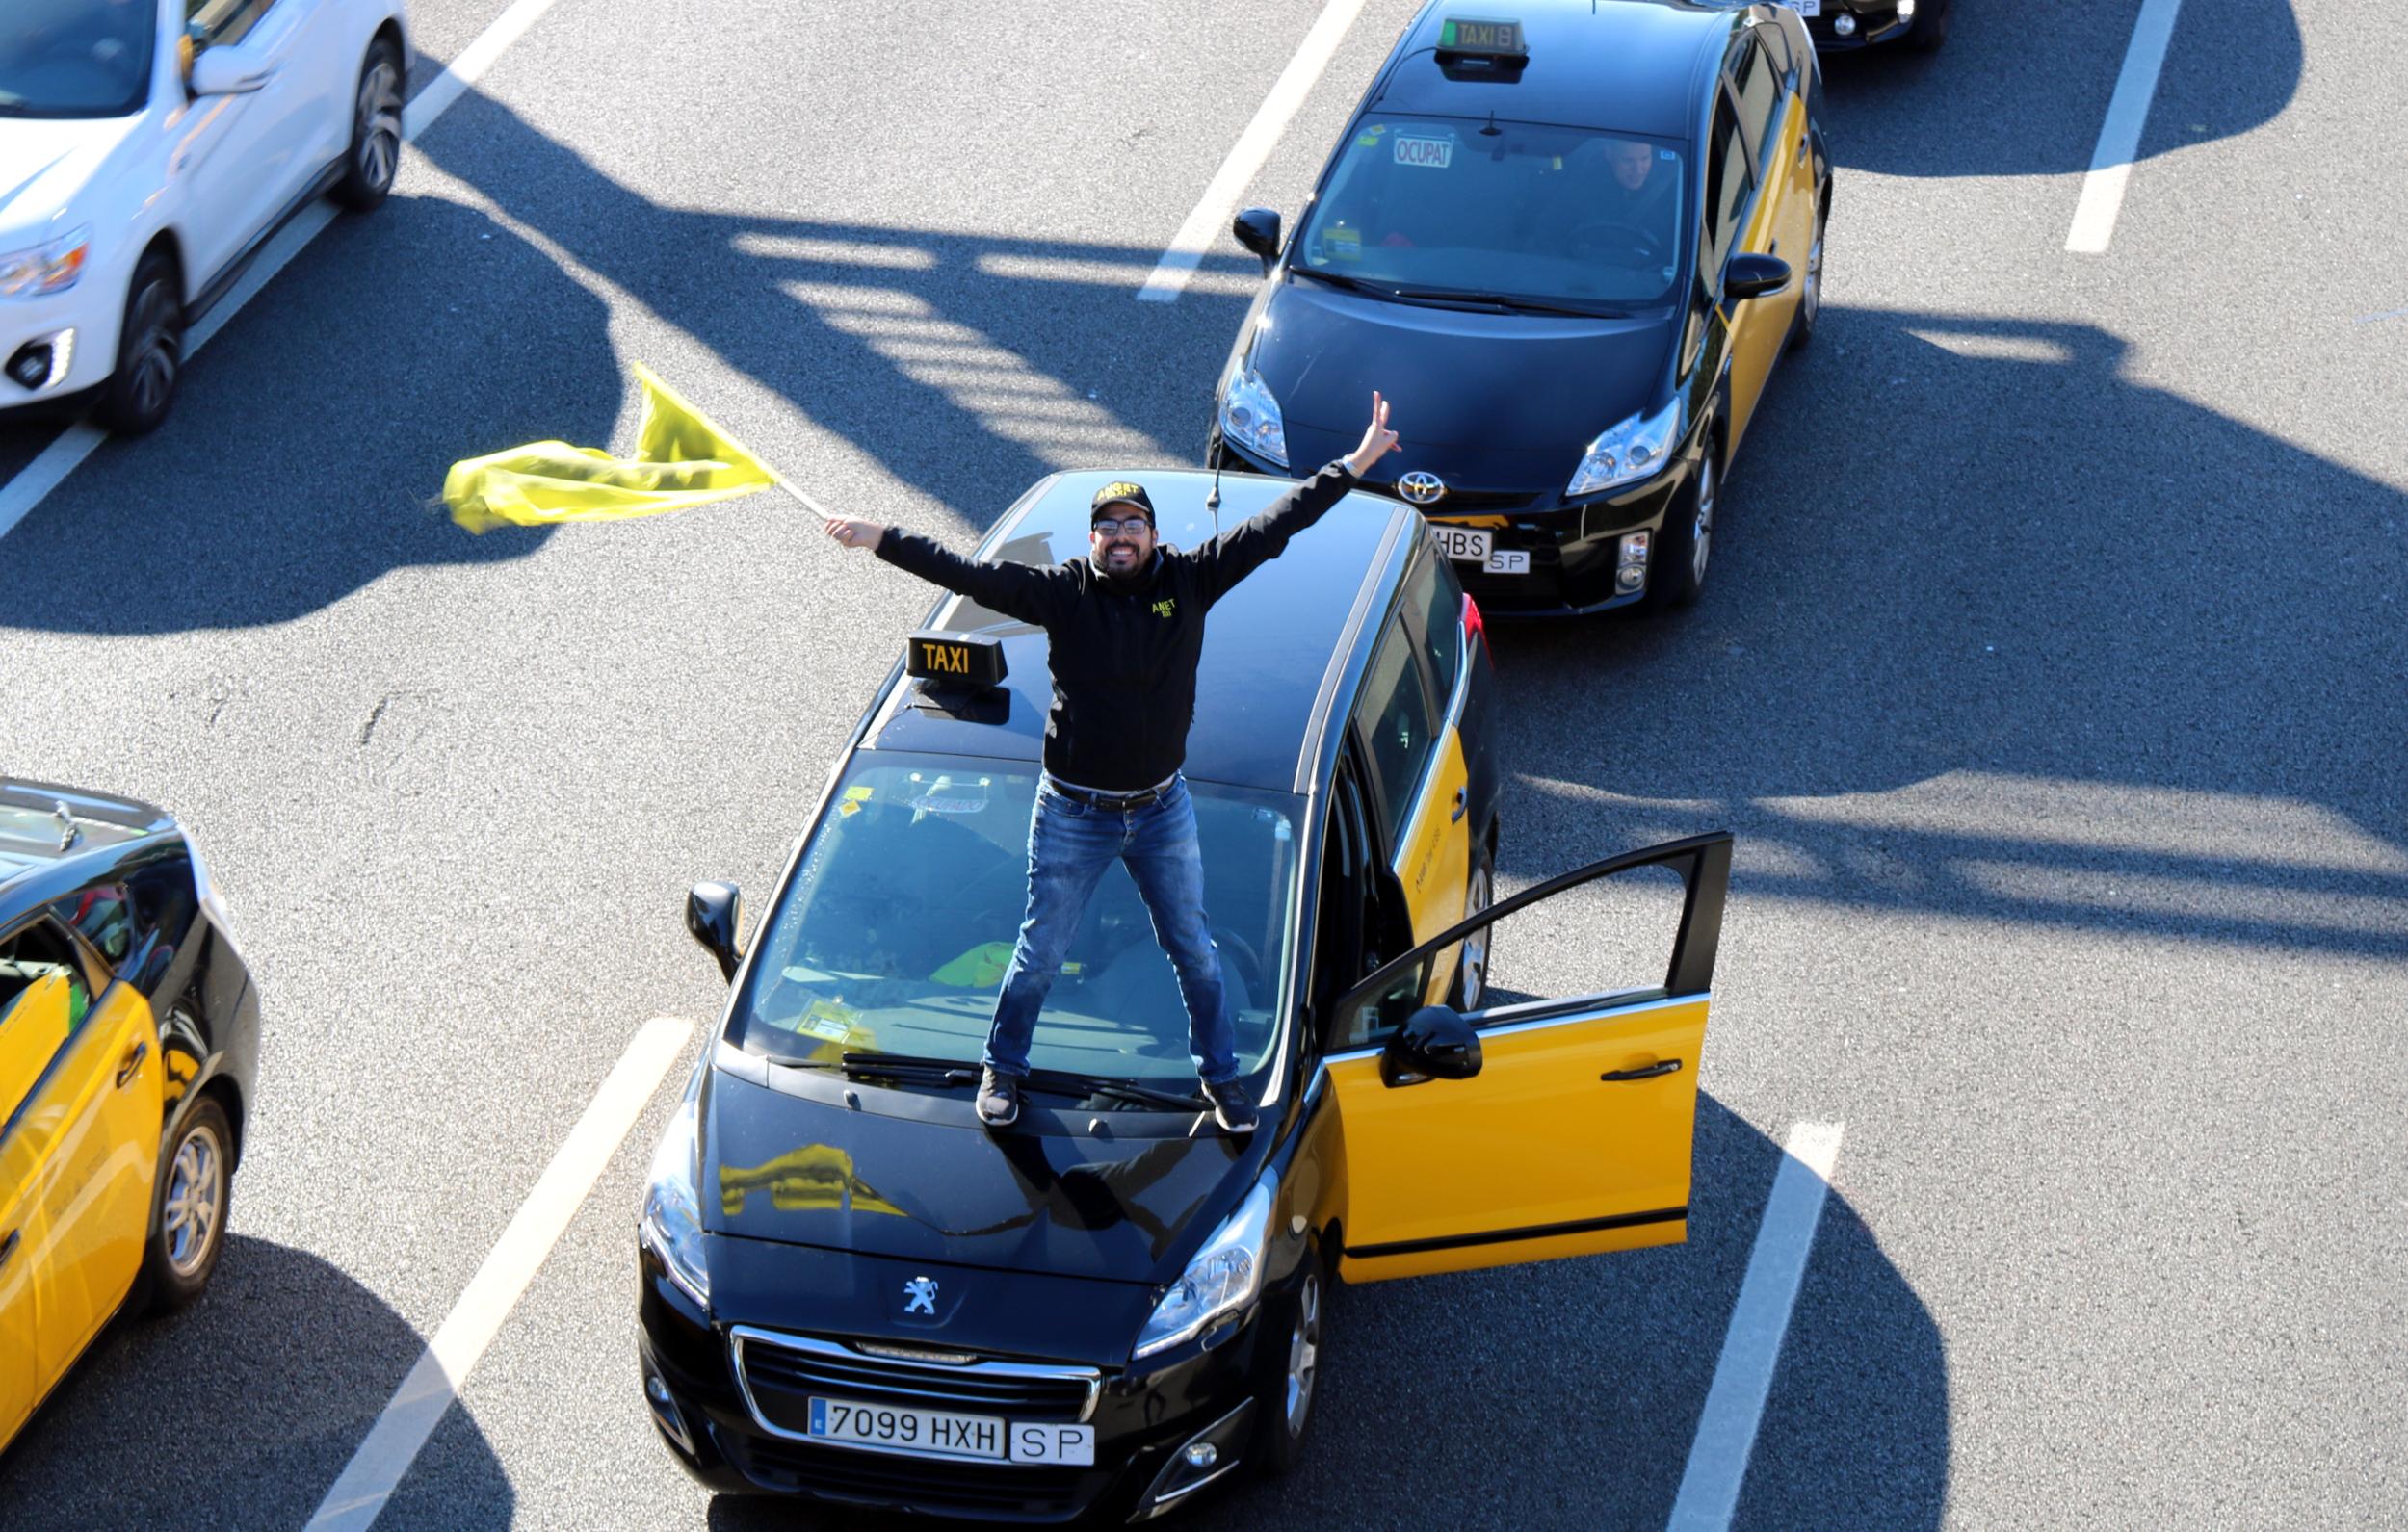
[1729, 39, 1782, 177]
[1700, 96, 1754, 279]
[125, 852, 196, 988]
[1406, 554, 1465, 707]
[187, 0, 276, 50]
[54, 883, 136, 968]
[0, 921, 93, 1123]
[1351, 621, 1438, 843]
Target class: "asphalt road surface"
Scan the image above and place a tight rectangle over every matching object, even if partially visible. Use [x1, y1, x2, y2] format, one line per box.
[3, 1, 2402, 1527]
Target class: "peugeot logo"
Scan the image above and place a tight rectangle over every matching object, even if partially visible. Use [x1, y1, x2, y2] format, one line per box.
[903, 1275, 939, 1315]
[1398, 470, 1447, 506]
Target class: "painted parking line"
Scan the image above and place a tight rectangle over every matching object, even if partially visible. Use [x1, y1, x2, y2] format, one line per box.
[302, 1017, 693, 1532]
[1134, 0, 1369, 303]
[2065, 0, 2186, 254]
[1665, 1121, 1847, 1532]
[0, 0, 574, 545]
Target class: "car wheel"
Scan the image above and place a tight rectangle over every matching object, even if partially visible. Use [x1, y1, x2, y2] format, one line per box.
[332, 37, 405, 211]
[95, 249, 185, 436]
[1449, 840, 1495, 1012]
[1788, 209, 1824, 352]
[1905, 0, 1952, 51]
[1253, 1238, 1325, 1478]
[1644, 435, 1717, 610]
[144, 1096, 232, 1312]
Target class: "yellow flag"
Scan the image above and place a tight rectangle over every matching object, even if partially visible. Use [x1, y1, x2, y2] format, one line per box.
[442, 364, 780, 532]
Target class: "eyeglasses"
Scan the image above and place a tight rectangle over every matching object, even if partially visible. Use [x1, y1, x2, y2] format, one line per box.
[1090, 518, 1154, 535]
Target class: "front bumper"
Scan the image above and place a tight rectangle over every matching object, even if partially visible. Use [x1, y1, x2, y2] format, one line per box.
[2, 273, 120, 413]
[1804, 1, 1921, 49]
[638, 1239, 1277, 1522]
[1212, 428, 1693, 617]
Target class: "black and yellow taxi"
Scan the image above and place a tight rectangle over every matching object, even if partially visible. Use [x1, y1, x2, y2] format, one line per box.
[1208, 1, 1831, 616]
[634, 467, 1735, 1519]
[1, 780, 260, 1452]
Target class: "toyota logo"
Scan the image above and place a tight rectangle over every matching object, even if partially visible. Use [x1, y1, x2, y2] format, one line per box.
[1398, 470, 1447, 506]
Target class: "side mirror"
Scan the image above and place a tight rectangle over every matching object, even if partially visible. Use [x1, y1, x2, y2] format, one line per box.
[1722, 252, 1792, 303]
[189, 44, 275, 96]
[686, 881, 744, 983]
[1380, 1005, 1483, 1088]
[1232, 207, 1283, 273]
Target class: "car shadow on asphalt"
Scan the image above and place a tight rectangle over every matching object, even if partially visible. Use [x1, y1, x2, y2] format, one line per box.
[693, 1096, 1943, 1532]
[0, 192, 612, 635]
[0, 1233, 512, 1531]
[1812, 0, 2301, 178]
[1482, 300, 2407, 963]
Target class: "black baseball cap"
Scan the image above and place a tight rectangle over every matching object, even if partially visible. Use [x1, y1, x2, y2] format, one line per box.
[1090, 480, 1156, 524]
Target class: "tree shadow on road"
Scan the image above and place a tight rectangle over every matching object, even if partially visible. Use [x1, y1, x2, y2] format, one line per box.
[0, 1233, 512, 1531]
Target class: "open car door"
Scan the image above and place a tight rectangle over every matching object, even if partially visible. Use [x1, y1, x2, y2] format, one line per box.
[1319, 832, 1731, 1284]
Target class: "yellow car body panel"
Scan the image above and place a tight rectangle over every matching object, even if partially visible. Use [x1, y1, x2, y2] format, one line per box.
[1389, 730, 1473, 1004]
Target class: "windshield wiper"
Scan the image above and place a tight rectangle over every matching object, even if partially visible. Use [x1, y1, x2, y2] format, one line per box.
[1289, 267, 1389, 296]
[765, 1050, 978, 1085]
[1021, 1070, 1209, 1112]
[1389, 288, 1628, 319]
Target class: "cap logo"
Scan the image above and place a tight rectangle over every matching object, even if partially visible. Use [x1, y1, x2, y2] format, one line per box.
[1098, 481, 1145, 504]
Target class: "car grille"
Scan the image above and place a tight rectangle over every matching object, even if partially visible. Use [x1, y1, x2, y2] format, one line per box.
[731, 1327, 1100, 1434]
[728, 1434, 1098, 1516]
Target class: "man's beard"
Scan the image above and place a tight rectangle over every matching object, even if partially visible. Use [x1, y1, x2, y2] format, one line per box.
[1098, 543, 1151, 588]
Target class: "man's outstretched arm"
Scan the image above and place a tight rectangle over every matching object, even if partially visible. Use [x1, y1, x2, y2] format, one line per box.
[1196, 392, 1400, 607]
[824, 516, 1067, 626]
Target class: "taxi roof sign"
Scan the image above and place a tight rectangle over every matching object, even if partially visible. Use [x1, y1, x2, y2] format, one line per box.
[907, 629, 1007, 689]
[1435, 16, 1527, 62]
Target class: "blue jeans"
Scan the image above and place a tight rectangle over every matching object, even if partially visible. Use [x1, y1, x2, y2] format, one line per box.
[984, 774, 1238, 1086]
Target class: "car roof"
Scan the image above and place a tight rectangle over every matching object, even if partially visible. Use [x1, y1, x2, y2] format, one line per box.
[0, 779, 174, 901]
[1369, 0, 1731, 139]
[863, 469, 1422, 794]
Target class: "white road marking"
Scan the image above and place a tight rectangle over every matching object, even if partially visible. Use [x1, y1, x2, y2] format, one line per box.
[302, 1017, 692, 1532]
[1666, 1121, 1846, 1532]
[1134, 0, 1369, 302]
[2065, 0, 2186, 254]
[0, 0, 572, 544]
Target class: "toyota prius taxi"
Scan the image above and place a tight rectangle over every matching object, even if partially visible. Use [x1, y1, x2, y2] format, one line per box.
[633, 466, 1734, 1520]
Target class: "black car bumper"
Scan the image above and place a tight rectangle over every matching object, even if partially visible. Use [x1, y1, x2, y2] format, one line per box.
[1803, 0, 1930, 49]
[637, 1243, 1278, 1522]
[1211, 429, 1694, 617]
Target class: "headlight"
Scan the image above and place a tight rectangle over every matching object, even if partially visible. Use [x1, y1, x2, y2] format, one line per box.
[640, 1094, 711, 1305]
[1566, 397, 1683, 498]
[0, 227, 92, 299]
[1135, 1180, 1275, 1358]
[1218, 366, 1289, 468]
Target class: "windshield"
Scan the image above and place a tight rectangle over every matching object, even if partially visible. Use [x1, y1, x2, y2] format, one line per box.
[734, 756, 1301, 1090]
[0, 0, 155, 118]
[1296, 117, 1688, 310]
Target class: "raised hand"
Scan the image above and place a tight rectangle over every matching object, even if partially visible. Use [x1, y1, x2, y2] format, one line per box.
[823, 515, 885, 552]
[1347, 391, 1399, 477]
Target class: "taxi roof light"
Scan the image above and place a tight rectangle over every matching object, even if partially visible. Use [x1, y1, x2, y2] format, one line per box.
[905, 629, 1008, 690]
[1434, 16, 1528, 65]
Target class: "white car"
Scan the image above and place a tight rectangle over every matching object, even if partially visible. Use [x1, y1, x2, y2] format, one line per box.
[1, 0, 409, 435]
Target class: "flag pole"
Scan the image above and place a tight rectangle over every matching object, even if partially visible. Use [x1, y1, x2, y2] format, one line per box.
[773, 476, 834, 520]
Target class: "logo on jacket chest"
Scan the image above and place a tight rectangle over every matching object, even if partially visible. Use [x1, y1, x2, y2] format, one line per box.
[1151, 597, 1176, 619]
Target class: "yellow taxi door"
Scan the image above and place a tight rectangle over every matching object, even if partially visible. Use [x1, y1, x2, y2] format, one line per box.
[1353, 613, 1472, 1007]
[0, 951, 76, 1445]
[1, 919, 163, 1403]
[1319, 834, 1731, 1284]
[1716, 34, 1800, 455]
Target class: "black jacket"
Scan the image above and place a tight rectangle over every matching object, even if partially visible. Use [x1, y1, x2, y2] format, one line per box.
[876, 462, 1359, 791]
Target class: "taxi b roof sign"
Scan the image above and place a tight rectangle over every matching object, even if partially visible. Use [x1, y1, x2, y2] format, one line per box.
[1435, 16, 1527, 63]
[907, 629, 1007, 689]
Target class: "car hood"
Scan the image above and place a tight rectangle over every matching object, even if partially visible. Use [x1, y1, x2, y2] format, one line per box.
[1246, 278, 1677, 456]
[701, 1065, 1265, 1285]
[0, 116, 141, 243]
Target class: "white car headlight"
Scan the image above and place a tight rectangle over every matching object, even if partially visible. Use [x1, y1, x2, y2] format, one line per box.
[1566, 397, 1684, 498]
[0, 226, 92, 299]
[1218, 366, 1289, 468]
[1135, 1180, 1275, 1359]
[640, 1094, 711, 1305]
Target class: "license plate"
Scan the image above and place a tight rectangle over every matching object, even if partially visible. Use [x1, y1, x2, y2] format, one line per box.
[1431, 526, 1492, 564]
[806, 1396, 1095, 1466]
[1783, 0, 1820, 14]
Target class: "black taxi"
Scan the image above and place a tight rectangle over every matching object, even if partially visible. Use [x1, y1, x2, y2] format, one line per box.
[1208, 1, 1831, 616]
[634, 468, 1733, 1520]
[1796, 0, 1951, 53]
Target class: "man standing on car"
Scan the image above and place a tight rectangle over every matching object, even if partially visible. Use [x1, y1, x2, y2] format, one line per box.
[822, 394, 1400, 1132]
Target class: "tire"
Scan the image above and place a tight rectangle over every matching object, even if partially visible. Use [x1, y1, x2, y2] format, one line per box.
[1252, 1236, 1326, 1478]
[1787, 205, 1824, 352]
[1449, 839, 1496, 1012]
[144, 1096, 232, 1312]
[1905, 0, 1951, 51]
[95, 249, 185, 436]
[331, 37, 405, 211]
[1643, 431, 1718, 610]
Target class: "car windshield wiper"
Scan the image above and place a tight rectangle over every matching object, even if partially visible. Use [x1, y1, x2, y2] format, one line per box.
[1021, 1069, 1208, 1112]
[1288, 267, 1391, 296]
[1389, 288, 1629, 319]
[764, 1050, 978, 1085]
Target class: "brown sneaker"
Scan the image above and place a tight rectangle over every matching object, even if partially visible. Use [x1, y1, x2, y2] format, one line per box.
[976, 1067, 1020, 1129]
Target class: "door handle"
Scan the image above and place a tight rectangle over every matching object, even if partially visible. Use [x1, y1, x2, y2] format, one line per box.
[1601, 1058, 1682, 1082]
[117, 1041, 149, 1088]
[1450, 789, 1467, 823]
[0, 1230, 16, 1272]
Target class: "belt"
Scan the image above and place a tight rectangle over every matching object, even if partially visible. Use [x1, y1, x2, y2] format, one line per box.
[1047, 775, 1175, 811]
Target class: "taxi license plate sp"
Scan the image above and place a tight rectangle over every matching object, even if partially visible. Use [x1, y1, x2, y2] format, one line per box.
[807, 1396, 1096, 1466]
